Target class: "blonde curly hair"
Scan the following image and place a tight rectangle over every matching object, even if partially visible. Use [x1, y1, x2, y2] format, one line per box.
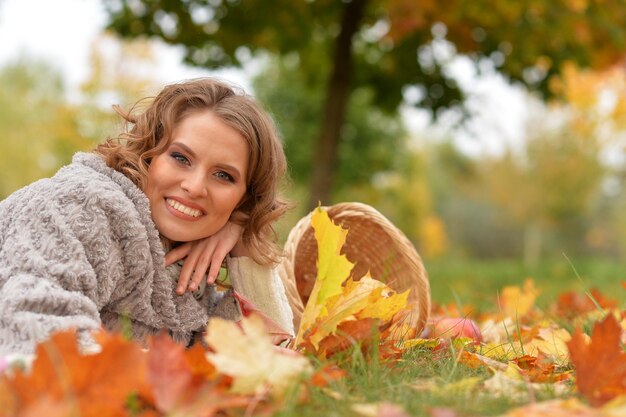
[95, 78, 290, 265]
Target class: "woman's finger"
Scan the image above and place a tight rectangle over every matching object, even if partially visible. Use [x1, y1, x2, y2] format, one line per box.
[176, 244, 202, 294]
[165, 243, 192, 266]
[188, 240, 217, 291]
[207, 247, 228, 284]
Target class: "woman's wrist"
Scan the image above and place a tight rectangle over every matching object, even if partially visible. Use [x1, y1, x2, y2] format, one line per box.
[229, 239, 251, 258]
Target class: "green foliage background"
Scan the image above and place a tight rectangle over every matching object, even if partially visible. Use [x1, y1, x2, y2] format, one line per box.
[2, 0, 626, 268]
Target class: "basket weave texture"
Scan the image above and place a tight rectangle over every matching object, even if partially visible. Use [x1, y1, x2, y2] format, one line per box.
[277, 202, 431, 336]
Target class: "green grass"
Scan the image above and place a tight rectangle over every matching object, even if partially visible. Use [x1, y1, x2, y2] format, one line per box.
[269, 256, 623, 417]
[272, 346, 559, 417]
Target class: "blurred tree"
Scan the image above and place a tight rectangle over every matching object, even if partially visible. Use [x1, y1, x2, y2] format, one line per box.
[555, 63, 626, 258]
[0, 35, 165, 198]
[481, 120, 604, 265]
[368, 148, 449, 258]
[0, 59, 93, 197]
[252, 55, 405, 203]
[102, 0, 626, 208]
[81, 32, 163, 107]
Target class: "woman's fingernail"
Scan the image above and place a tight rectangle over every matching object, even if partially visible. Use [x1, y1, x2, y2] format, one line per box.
[176, 286, 183, 294]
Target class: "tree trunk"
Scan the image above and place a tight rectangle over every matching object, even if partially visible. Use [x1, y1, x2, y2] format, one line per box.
[307, 0, 367, 209]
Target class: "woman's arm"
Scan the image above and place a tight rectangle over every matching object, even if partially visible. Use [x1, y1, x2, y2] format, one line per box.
[0, 272, 102, 355]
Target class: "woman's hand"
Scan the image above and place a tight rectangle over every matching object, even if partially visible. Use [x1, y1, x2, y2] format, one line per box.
[165, 222, 243, 295]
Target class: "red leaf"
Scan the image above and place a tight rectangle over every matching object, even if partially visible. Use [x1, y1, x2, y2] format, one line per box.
[554, 289, 617, 318]
[567, 314, 626, 406]
[147, 332, 208, 412]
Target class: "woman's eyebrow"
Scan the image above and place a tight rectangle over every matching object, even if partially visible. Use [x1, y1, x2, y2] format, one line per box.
[171, 141, 196, 158]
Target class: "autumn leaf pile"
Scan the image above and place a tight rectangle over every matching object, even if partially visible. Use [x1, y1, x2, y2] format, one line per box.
[2, 208, 626, 417]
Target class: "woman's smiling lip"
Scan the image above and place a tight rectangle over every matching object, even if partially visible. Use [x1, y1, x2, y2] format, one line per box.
[164, 196, 206, 220]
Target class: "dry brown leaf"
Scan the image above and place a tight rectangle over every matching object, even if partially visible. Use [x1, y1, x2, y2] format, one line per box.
[1, 329, 147, 417]
[512, 353, 570, 383]
[568, 314, 626, 407]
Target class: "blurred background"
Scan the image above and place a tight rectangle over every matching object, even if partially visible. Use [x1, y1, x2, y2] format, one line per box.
[1, 0, 625, 308]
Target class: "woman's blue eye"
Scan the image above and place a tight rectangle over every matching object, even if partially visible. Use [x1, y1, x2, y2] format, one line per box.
[170, 152, 190, 165]
[216, 171, 235, 182]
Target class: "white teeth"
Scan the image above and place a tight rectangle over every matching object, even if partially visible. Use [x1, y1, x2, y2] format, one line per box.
[166, 199, 202, 218]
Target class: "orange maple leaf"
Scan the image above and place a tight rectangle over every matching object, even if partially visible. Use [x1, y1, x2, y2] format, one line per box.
[310, 364, 347, 387]
[553, 288, 617, 318]
[146, 333, 247, 416]
[512, 353, 570, 383]
[567, 314, 626, 406]
[1, 329, 147, 417]
[315, 318, 379, 359]
[147, 333, 211, 412]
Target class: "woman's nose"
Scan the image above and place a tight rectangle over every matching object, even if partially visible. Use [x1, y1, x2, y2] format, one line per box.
[180, 171, 208, 198]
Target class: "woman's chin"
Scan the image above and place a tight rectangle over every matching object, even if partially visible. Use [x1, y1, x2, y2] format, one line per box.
[157, 225, 220, 243]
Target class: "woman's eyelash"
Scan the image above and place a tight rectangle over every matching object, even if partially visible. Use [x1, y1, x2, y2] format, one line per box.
[216, 171, 235, 182]
[169, 152, 234, 182]
[170, 152, 190, 165]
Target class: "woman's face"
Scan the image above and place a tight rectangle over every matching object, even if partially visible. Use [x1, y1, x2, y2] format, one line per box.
[144, 109, 249, 242]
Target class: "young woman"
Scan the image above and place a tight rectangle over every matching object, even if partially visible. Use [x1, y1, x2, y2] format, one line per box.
[0, 78, 294, 355]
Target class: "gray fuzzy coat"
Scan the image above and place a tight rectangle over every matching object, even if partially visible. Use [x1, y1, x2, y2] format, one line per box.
[0, 152, 242, 355]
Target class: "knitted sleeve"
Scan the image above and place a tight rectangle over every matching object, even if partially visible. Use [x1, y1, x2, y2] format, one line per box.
[0, 194, 107, 356]
[0, 166, 151, 355]
[226, 256, 295, 336]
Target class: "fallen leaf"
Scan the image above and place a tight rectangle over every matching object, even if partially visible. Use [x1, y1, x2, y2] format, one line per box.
[305, 276, 408, 351]
[458, 350, 506, 371]
[146, 332, 235, 415]
[294, 208, 409, 355]
[523, 326, 572, 364]
[483, 363, 571, 401]
[499, 279, 540, 319]
[296, 207, 354, 345]
[1, 329, 147, 417]
[352, 402, 411, 417]
[310, 364, 347, 387]
[205, 314, 313, 396]
[500, 397, 607, 417]
[568, 314, 626, 406]
[512, 353, 570, 383]
[315, 317, 379, 358]
[553, 288, 617, 318]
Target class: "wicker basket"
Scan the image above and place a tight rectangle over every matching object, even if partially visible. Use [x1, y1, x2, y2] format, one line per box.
[277, 202, 431, 337]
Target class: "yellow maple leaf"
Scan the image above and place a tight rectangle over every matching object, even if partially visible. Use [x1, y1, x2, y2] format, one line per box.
[499, 278, 540, 319]
[205, 315, 313, 396]
[306, 276, 409, 349]
[358, 284, 409, 322]
[296, 207, 354, 345]
[523, 326, 572, 364]
[294, 208, 409, 351]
